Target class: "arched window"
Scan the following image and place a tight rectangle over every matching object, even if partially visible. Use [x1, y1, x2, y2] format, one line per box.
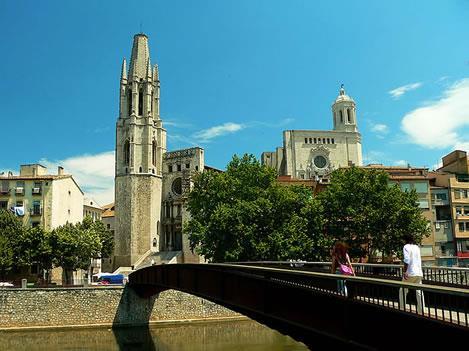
[124, 140, 130, 166]
[340, 110, 344, 123]
[138, 88, 143, 116]
[347, 109, 352, 123]
[152, 140, 157, 166]
[127, 90, 132, 116]
[139, 166, 142, 173]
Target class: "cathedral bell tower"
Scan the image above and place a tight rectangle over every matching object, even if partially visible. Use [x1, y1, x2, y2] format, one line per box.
[114, 34, 166, 269]
[332, 84, 358, 133]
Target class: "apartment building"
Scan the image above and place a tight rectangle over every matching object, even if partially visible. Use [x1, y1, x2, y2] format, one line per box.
[432, 150, 469, 266]
[0, 164, 83, 230]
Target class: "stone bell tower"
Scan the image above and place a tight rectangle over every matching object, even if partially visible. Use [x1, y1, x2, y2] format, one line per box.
[114, 34, 166, 269]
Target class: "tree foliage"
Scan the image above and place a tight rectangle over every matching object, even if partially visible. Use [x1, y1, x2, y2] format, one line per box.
[0, 209, 24, 278]
[185, 157, 430, 263]
[318, 167, 430, 260]
[185, 154, 326, 262]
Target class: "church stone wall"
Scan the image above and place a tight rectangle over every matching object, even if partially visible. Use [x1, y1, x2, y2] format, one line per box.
[115, 175, 162, 268]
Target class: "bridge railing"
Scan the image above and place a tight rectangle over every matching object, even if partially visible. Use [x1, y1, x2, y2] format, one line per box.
[231, 261, 469, 288]
[129, 263, 469, 329]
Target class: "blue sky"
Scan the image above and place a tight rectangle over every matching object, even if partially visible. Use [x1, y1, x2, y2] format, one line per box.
[1, 1, 469, 204]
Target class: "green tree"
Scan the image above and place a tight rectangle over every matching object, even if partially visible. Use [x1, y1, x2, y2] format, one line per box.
[52, 221, 102, 284]
[0, 209, 24, 279]
[318, 167, 430, 260]
[185, 154, 325, 262]
[17, 226, 54, 283]
[80, 216, 114, 258]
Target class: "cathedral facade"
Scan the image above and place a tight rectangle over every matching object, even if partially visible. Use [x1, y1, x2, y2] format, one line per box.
[261, 86, 363, 180]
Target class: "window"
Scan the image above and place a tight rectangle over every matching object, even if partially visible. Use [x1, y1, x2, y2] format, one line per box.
[455, 190, 461, 199]
[331, 138, 335, 144]
[456, 207, 462, 215]
[195, 166, 199, 171]
[172, 178, 183, 195]
[152, 140, 157, 166]
[107, 224, 111, 229]
[347, 109, 352, 123]
[32, 200, 40, 215]
[177, 164, 181, 172]
[186, 163, 190, 169]
[0, 180, 8, 193]
[124, 140, 130, 166]
[313, 138, 317, 144]
[139, 166, 142, 173]
[128, 89, 132, 115]
[459, 222, 465, 231]
[314, 155, 327, 169]
[340, 110, 343, 123]
[138, 88, 143, 116]
[435, 193, 447, 201]
[168, 165, 173, 173]
[327, 138, 330, 144]
[464, 207, 469, 215]
[417, 200, 429, 209]
[177, 204, 182, 216]
[305, 138, 308, 144]
[414, 182, 428, 193]
[400, 183, 411, 192]
[16, 200, 23, 207]
[0, 200, 8, 209]
[463, 189, 468, 198]
[322, 138, 326, 144]
[165, 203, 171, 217]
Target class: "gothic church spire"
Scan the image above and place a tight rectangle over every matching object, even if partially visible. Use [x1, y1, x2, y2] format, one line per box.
[128, 34, 151, 79]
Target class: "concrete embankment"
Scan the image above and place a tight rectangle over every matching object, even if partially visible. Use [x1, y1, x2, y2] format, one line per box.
[0, 286, 243, 330]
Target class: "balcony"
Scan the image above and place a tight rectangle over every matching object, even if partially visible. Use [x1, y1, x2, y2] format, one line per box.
[32, 187, 42, 195]
[15, 187, 24, 195]
[432, 197, 449, 206]
[30, 208, 42, 216]
[434, 220, 453, 242]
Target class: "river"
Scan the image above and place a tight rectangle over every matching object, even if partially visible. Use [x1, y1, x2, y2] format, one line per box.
[0, 319, 309, 350]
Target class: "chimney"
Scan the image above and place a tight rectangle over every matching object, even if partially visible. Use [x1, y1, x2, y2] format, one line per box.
[58, 166, 64, 175]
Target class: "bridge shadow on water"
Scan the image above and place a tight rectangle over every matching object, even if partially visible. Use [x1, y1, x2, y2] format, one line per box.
[112, 286, 158, 351]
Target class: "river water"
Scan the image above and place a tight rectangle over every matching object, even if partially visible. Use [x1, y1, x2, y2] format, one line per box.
[0, 319, 309, 350]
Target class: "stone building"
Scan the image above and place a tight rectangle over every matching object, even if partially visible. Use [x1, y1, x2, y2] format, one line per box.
[83, 197, 103, 221]
[0, 164, 83, 230]
[161, 147, 207, 263]
[114, 34, 166, 270]
[262, 85, 362, 180]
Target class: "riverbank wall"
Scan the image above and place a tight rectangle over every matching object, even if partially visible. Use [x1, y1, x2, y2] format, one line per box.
[0, 286, 243, 330]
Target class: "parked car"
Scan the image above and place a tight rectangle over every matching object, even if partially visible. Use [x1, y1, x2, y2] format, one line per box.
[93, 273, 125, 285]
[0, 282, 14, 287]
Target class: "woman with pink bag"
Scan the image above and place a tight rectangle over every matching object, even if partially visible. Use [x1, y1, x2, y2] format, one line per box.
[331, 241, 355, 296]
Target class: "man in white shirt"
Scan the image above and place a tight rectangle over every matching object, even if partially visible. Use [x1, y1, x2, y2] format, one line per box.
[399, 234, 425, 314]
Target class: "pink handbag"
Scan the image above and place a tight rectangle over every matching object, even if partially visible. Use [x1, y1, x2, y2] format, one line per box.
[339, 263, 354, 276]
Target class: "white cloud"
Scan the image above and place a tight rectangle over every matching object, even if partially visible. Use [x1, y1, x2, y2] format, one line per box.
[193, 122, 245, 142]
[401, 78, 469, 150]
[389, 82, 422, 99]
[39, 151, 115, 205]
[394, 160, 408, 166]
[370, 123, 389, 134]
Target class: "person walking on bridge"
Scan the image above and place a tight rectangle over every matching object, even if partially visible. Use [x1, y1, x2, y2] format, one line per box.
[399, 234, 425, 314]
[331, 241, 355, 296]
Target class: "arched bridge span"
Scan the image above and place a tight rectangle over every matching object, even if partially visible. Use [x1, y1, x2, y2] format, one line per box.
[129, 263, 469, 350]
